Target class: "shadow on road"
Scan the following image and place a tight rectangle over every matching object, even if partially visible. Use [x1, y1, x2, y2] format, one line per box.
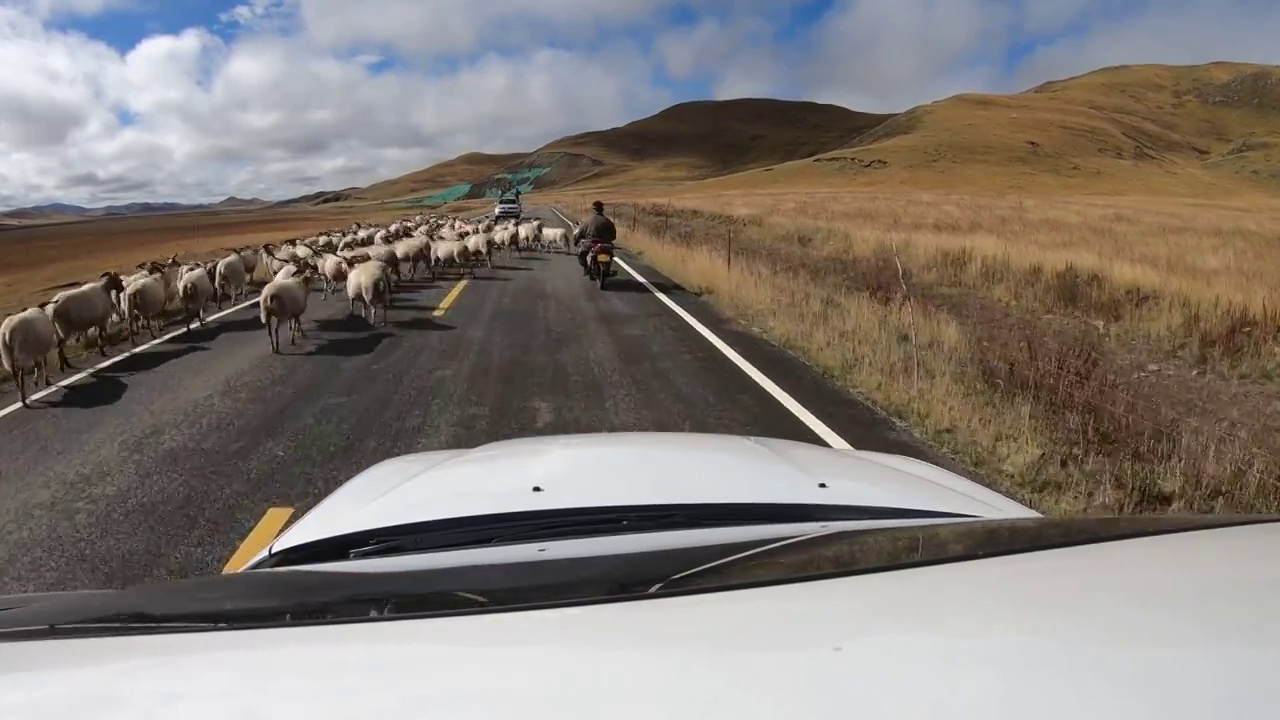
[466, 274, 511, 282]
[393, 317, 456, 332]
[185, 316, 260, 341]
[491, 264, 533, 272]
[44, 375, 128, 409]
[308, 332, 393, 357]
[102, 344, 209, 375]
[312, 316, 378, 333]
[607, 278, 687, 295]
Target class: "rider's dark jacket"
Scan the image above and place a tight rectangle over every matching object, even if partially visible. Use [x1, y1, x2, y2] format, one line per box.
[574, 212, 617, 246]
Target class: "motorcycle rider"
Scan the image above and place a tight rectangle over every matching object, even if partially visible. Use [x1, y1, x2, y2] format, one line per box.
[574, 200, 617, 277]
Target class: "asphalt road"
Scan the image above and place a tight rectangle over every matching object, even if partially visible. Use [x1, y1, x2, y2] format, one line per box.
[0, 205, 956, 594]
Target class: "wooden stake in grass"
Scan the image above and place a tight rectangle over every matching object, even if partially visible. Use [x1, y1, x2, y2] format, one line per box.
[892, 238, 920, 395]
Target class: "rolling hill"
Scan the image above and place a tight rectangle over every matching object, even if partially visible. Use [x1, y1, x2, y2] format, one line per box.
[360, 99, 897, 205]
[694, 61, 1280, 198]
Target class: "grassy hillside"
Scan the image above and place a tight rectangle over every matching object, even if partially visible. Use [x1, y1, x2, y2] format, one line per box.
[358, 151, 528, 201]
[684, 62, 1280, 198]
[538, 98, 895, 185]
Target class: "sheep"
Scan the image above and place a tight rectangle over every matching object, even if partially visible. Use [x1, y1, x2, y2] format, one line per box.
[122, 265, 169, 344]
[541, 227, 570, 253]
[493, 225, 521, 258]
[258, 267, 316, 353]
[1, 306, 58, 408]
[47, 272, 126, 370]
[237, 247, 260, 281]
[273, 263, 301, 281]
[428, 238, 472, 282]
[138, 254, 182, 308]
[362, 243, 401, 282]
[214, 252, 249, 309]
[178, 262, 216, 330]
[464, 231, 495, 270]
[346, 258, 393, 326]
[517, 220, 541, 254]
[259, 246, 293, 278]
[316, 252, 350, 300]
[393, 237, 429, 279]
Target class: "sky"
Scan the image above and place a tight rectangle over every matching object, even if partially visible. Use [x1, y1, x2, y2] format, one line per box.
[0, 0, 1278, 209]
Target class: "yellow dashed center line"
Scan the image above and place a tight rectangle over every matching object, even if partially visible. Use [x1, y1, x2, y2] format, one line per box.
[222, 506, 295, 573]
[432, 278, 469, 317]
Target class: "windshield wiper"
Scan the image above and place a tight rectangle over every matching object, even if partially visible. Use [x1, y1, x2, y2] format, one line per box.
[347, 512, 757, 559]
[342, 504, 967, 561]
[254, 502, 972, 569]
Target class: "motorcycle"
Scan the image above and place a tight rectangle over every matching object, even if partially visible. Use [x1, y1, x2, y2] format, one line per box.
[585, 241, 617, 290]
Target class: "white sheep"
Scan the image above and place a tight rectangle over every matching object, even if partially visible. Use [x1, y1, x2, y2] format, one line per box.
[493, 226, 521, 259]
[362, 244, 401, 283]
[260, 246, 293, 277]
[273, 263, 300, 281]
[464, 232, 496, 270]
[214, 252, 249, 309]
[541, 227, 570, 253]
[517, 220, 542, 254]
[393, 237, 429, 278]
[428, 238, 472, 281]
[346, 259, 392, 326]
[316, 253, 350, 300]
[1, 306, 58, 408]
[237, 247, 260, 281]
[122, 266, 169, 344]
[47, 272, 126, 370]
[259, 267, 316, 353]
[178, 262, 216, 330]
[139, 254, 182, 308]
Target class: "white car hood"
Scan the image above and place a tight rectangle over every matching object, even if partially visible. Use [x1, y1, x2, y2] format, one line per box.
[266, 432, 1037, 554]
[1, 521, 1277, 719]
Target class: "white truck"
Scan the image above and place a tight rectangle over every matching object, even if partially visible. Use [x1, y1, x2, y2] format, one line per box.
[493, 196, 521, 221]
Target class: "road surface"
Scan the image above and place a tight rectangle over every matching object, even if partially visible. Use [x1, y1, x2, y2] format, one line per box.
[0, 206, 957, 594]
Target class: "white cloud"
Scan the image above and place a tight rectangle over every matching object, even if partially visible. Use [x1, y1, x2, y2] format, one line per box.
[0, 0, 1279, 208]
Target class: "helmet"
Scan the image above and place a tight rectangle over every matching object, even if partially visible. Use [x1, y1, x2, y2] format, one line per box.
[591, 200, 604, 213]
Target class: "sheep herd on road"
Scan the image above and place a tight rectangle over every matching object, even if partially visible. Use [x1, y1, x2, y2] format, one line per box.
[1, 212, 573, 408]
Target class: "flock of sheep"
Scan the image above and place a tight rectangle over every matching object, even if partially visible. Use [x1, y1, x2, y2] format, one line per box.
[1, 212, 574, 407]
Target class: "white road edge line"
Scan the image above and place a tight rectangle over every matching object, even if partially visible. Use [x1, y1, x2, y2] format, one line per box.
[547, 206, 854, 451]
[0, 294, 261, 420]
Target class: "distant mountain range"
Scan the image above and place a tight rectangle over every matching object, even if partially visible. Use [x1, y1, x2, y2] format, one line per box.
[0, 196, 271, 221]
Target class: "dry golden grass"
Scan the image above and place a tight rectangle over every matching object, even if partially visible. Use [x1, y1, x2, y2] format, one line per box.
[563, 188, 1280, 516]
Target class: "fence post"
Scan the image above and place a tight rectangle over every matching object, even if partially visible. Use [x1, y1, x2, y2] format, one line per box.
[727, 227, 732, 273]
[891, 239, 920, 395]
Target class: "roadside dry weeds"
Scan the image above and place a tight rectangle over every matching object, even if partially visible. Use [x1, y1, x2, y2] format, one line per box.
[563, 194, 1280, 515]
